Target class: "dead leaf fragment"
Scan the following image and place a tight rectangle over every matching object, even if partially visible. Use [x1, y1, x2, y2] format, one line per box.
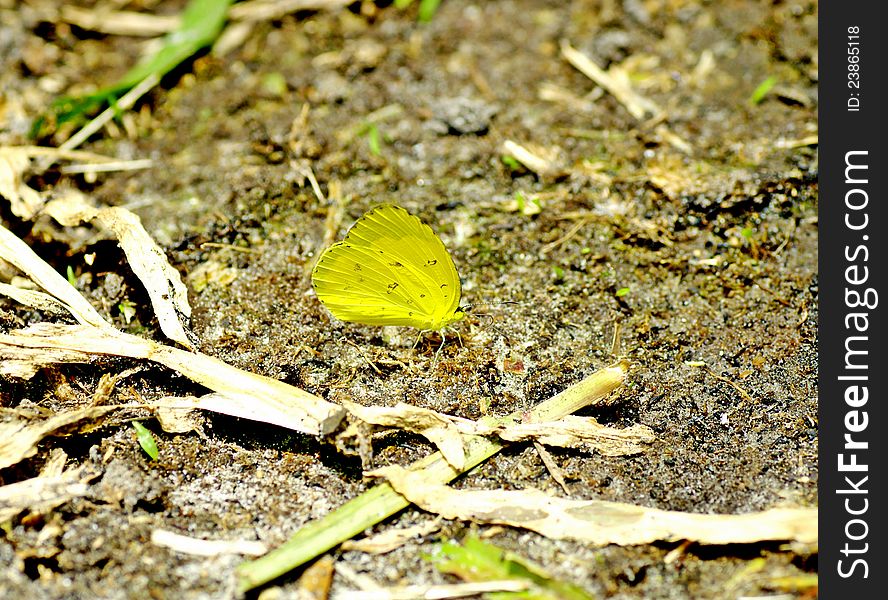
[0, 147, 44, 219]
[0, 223, 112, 330]
[228, 0, 353, 22]
[343, 401, 467, 470]
[561, 42, 662, 121]
[372, 466, 817, 546]
[0, 282, 72, 317]
[0, 405, 117, 470]
[0, 466, 90, 523]
[0, 323, 346, 436]
[501, 140, 564, 178]
[153, 398, 204, 434]
[151, 529, 268, 557]
[59, 6, 180, 36]
[341, 520, 442, 555]
[298, 555, 335, 599]
[497, 415, 656, 456]
[44, 195, 195, 349]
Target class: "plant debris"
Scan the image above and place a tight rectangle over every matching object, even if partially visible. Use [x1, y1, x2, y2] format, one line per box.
[150, 529, 268, 557]
[0, 405, 117, 470]
[372, 465, 817, 546]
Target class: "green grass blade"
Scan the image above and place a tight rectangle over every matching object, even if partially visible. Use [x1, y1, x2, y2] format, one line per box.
[418, 0, 443, 22]
[749, 76, 777, 105]
[47, 0, 233, 129]
[132, 421, 160, 460]
[431, 535, 594, 600]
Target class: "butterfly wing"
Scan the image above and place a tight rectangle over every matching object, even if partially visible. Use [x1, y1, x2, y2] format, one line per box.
[311, 204, 463, 331]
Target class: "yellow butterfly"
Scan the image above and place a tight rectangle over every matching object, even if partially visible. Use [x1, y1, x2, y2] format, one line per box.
[311, 204, 465, 336]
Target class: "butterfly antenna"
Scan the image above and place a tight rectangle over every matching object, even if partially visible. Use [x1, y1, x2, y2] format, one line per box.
[461, 300, 524, 313]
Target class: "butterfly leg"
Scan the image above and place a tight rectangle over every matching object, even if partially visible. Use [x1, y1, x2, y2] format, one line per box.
[432, 331, 447, 366]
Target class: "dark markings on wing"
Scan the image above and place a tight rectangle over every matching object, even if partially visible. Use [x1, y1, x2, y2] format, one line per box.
[315, 245, 424, 314]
